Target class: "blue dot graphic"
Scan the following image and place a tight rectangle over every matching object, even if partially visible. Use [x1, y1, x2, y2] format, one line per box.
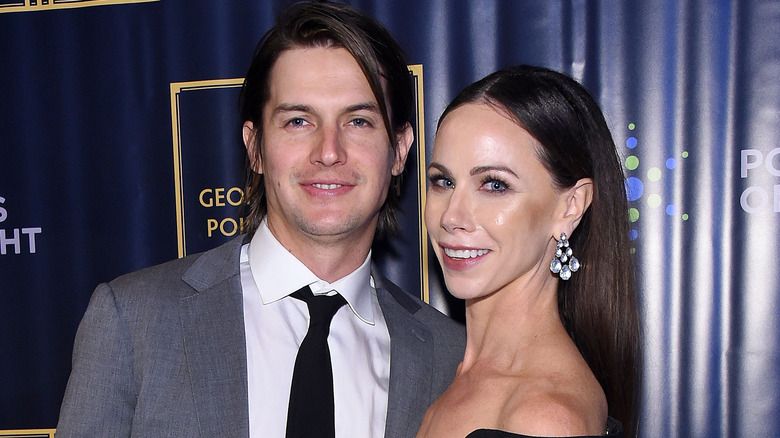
[626, 137, 638, 149]
[625, 177, 644, 201]
[666, 204, 677, 215]
[629, 229, 638, 241]
[666, 158, 677, 169]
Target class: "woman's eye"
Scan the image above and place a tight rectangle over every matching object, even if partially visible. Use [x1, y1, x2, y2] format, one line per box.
[428, 174, 454, 189]
[483, 179, 508, 192]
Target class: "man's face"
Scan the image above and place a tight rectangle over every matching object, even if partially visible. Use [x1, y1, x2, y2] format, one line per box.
[246, 46, 411, 253]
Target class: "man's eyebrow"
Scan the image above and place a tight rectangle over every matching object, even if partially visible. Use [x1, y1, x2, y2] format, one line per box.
[272, 103, 312, 114]
[271, 102, 381, 115]
[345, 102, 381, 113]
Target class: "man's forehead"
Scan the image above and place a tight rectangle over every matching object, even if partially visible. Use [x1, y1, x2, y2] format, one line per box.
[264, 46, 390, 115]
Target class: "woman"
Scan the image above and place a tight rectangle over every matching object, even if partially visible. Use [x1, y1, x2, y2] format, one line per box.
[417, 65, 639, 437]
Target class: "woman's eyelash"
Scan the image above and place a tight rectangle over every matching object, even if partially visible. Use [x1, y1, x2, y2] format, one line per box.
[428, 172, 453, 187]
[480, 175, 509, 191]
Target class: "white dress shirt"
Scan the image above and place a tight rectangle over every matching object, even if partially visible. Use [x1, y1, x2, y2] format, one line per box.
[241, 220, 391, 437]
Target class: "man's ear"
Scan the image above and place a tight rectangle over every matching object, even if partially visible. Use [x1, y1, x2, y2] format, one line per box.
[561, 178, 594, 232]
[243, 120, 263, 174]
[391, 122, 414, 176]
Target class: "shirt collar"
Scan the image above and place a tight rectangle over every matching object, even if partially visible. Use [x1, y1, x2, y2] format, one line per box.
[245, 219, 377, 325]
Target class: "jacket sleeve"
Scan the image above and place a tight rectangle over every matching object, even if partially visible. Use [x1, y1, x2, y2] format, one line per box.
[56, 283, 135, 437]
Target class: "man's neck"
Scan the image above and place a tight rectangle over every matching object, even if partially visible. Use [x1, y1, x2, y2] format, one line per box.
[295, 243, 371, 282]
[267, 222, 375, 283]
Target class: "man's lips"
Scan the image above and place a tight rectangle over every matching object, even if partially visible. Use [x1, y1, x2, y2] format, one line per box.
[301, 181, 354, 196]
[311, 183, 343, 189]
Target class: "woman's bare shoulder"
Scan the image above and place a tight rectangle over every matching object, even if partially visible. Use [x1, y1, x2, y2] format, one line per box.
[499, 367, 607, 436]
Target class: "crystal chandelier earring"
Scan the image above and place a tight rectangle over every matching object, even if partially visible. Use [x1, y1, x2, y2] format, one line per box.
[550, 232, 580, 280]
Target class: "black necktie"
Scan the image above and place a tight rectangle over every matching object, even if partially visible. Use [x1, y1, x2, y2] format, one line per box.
[286, 286, 346, 438]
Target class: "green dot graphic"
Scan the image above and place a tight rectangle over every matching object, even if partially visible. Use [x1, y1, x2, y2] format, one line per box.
[628, 123, 636, 130]
[626, 155, 639, 170]
[647, 167, 662, 182]
[647, 194, 662, 208]
[682, 214, 689, 220]
[682, 151, 689, 158]
[628, 208, 640, 222]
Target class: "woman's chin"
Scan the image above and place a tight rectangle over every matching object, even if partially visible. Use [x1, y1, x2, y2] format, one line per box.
[444, 279, 489, 301]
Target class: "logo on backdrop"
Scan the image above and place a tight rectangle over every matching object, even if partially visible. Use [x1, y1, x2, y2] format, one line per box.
[0, 0, 158, 14]
[621, 123, 690, 253]
[0, 195, 43, 255]
[740, 148, 780, 213]
[198, 186, 246, 238]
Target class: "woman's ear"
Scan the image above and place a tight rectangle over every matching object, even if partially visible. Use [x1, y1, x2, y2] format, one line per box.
[243, 121, 263, 174]
[561, 177, 593, 232]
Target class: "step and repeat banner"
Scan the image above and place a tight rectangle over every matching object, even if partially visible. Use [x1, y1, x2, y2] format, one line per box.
[1, 0, 778, 435]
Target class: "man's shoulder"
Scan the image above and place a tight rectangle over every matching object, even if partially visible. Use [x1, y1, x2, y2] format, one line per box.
[106, 236, 245, 298]
[416, 299, 465, 348]
[373, 271, 464, 336]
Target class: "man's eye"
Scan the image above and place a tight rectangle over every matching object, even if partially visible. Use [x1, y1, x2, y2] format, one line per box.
[350, 118, 371, 127]
[288, 117, 307, 127]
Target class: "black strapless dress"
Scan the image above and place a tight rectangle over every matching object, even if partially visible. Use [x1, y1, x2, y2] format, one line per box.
[465, 416, 623, 437]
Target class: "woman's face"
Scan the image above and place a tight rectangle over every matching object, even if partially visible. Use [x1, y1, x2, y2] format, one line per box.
[425, 103, 568, 300]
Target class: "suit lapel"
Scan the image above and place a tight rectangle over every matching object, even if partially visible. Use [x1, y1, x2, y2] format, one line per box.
[178, 237, 250, 437]
[375, 271, 434, 438]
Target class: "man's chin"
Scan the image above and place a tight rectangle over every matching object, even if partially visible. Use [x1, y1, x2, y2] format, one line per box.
[301, 222, 357, 238]
[299, 216, 374, 240]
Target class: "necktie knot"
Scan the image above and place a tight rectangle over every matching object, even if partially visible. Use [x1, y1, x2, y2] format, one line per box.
[291, 286, 346, 325]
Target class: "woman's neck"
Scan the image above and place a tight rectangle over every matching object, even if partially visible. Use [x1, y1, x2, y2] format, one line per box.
[459, 279, 568, 373]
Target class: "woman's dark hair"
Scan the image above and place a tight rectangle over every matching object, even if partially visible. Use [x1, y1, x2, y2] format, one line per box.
[438, 65, 640, 434]
[239, 0, 414, 236]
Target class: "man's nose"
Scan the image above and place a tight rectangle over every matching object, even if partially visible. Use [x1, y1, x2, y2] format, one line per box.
[311, 125, 345, 166]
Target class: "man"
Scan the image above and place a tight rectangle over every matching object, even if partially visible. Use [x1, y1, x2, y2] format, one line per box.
[56, 2, 465, 437]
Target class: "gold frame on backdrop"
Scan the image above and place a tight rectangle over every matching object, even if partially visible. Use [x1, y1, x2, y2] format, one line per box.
[408, 65, 430, 303]
[0, 0, 158, 14]
[169, 78, 244, 259]
[0, 430, 55, 438]
[169, 65, 430, 302]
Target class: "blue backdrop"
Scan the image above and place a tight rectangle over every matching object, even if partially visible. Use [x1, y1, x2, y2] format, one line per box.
[1, 1, 779, 436]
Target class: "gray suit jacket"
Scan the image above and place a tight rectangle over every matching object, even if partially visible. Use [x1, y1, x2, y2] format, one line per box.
[56, 236, 465, 437]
